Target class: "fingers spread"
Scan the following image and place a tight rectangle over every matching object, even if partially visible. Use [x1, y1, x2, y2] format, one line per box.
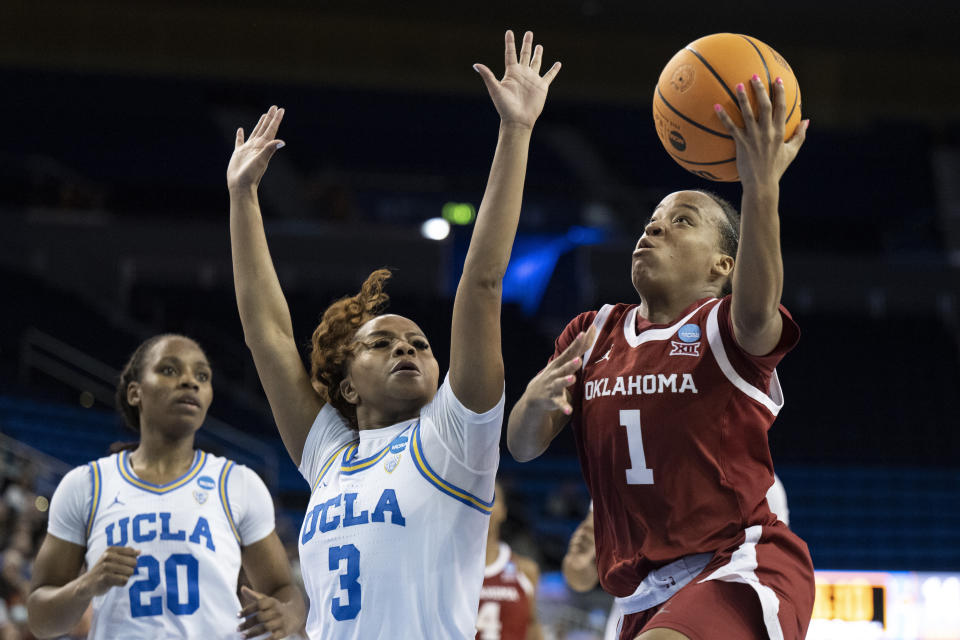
[251, 109, 271, 138]
[235, 128, 245, 148]
[519, 31, 533, 66]
[751, 75, 772, 122]
[787, 119, 809, 151]
[473, 63, 499, 96]
[504, 30, 517, 68]
[772, 77, 787, 128]
[542, 61, 562, 85]
[713, 104, 742, 141]
[530, 43, 543, 73]
[264, 107, 285, 141]
[735, 82, 757, 135]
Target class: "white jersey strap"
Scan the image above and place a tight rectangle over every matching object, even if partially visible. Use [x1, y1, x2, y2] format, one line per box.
[410, 423, 494, 515]
[85, 461, 102, 540]
[581, 304, 615, 371]
[218, 460, 241, 545]
[705, 303, 784, 416]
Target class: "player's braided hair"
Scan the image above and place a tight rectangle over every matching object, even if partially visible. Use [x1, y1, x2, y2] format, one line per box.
[310, 269, 392, 429]
[694, 189, 740, 296]
[115, 333, 196, 433]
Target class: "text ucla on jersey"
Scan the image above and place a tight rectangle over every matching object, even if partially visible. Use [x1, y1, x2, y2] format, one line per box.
[298, 376, 504, 639]
[48, 450, 273, 639]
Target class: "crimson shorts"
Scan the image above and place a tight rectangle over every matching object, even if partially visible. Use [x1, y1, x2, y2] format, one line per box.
[618, 522, 814, 640]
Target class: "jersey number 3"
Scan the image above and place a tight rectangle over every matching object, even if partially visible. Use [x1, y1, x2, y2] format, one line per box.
[621, 409, 654, 485]
[329, 544, 361, 620]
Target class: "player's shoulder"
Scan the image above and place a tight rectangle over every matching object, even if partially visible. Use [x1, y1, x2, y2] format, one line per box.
[196, 451, 268, 488]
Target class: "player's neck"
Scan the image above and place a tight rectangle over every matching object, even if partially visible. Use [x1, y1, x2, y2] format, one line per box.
[355, 405, 421, 431]
[638, 287, 716, 324]
[128, 433, 197, 484]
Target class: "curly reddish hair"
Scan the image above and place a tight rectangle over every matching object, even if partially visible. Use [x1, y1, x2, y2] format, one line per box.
[310, 268, 392, 428]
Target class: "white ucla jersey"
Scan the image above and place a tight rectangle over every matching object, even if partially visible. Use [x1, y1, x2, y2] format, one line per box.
[297, 375, 504, 639]
[47, 450, 275, 640]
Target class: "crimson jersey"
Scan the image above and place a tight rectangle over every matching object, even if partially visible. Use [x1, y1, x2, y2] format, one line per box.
[475, 543, 533, 640]
[553, 296, 807, 598]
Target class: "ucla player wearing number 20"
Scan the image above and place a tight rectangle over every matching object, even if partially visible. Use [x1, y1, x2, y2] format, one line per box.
[508, 78, 815, 639]
[227, 31, 560, 640]
[27, 335, 306, 639]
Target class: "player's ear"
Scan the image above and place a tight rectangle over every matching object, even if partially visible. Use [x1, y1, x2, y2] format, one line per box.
[127, 381, 141, 407]
[711, 253, 734, 281]
[340, 377, 359, 405]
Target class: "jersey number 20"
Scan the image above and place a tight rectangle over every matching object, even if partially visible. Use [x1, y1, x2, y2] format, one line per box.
[621, 410, 654, 485]
[129, 553, 199, 617]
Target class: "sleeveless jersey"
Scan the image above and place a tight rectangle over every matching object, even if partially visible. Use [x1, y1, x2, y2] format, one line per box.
[47, 450, 275, 640]
[552, 296, 801, 597]
[476, 543, 533, 640]
[297, 375, 504, 639]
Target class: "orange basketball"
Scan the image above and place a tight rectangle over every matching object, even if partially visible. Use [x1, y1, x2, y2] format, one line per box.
[653, 33, 802, 182]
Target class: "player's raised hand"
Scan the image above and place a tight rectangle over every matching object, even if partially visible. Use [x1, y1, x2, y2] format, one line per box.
[474, 30, 561, 129]
[714, 76, 809, 187]
[227, 105, 286, 192]
[523, 326, 597, 416]
[76, 546, 140, 598]
[237, 585, 297, 640]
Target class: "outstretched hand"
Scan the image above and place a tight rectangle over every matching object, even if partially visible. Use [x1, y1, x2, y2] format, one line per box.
[227, 106, 286, 192]
[714, 76, 809, 187]
[474, 31, 561, 129]
[523, 326, 596, 416]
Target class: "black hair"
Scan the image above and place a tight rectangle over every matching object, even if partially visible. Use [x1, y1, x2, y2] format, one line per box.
[693, 189, 740, 295]
[115, 333, 199, 433]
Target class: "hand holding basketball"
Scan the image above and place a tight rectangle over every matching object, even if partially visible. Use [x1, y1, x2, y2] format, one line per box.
[227, 106, 286, 192]
[714, 76, 809, 188]
[474, 30, 561, 129]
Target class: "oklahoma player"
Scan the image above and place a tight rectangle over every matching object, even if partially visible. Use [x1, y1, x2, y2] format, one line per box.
[507, 77, 814, 640]
[476, 481, 542, 640]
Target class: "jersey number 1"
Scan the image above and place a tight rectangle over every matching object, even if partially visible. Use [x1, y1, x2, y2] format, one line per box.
[620, 409, 654, 485]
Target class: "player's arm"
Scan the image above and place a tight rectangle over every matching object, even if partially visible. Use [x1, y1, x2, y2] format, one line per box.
[715, 76, 808, 356]
[449, 30, 561, 412]
[27, 534, 140, 638]
[561, 512, 599, 592]
[237, 532, 306, 640]
[227, 106, 324, 465]
[507, 327, 595, 461]
[514, 555, 544, 640]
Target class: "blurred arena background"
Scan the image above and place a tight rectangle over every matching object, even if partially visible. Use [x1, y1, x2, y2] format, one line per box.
[1, 1, 959, 638]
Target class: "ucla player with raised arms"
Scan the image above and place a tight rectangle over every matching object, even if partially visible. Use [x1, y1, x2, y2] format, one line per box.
[27, 334, 306, 639]
[227, 31, 560, 639]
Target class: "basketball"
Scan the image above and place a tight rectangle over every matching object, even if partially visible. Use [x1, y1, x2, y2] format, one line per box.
[653, 33, 802, 182]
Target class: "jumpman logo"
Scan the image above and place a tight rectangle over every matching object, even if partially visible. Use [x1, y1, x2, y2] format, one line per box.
[595, 348, 612, 364]
[107, 493, 125, 509]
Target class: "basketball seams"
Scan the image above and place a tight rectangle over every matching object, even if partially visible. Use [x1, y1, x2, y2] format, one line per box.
[684, 45, 739, 107]
[655, 87, 732, 140]
[739, 35, 772, 92]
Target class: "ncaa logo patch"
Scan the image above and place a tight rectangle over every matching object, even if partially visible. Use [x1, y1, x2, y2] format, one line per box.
[197, 476, 216, 490]
[677, 324, 701, 343]
[389, 436, 408, 454]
